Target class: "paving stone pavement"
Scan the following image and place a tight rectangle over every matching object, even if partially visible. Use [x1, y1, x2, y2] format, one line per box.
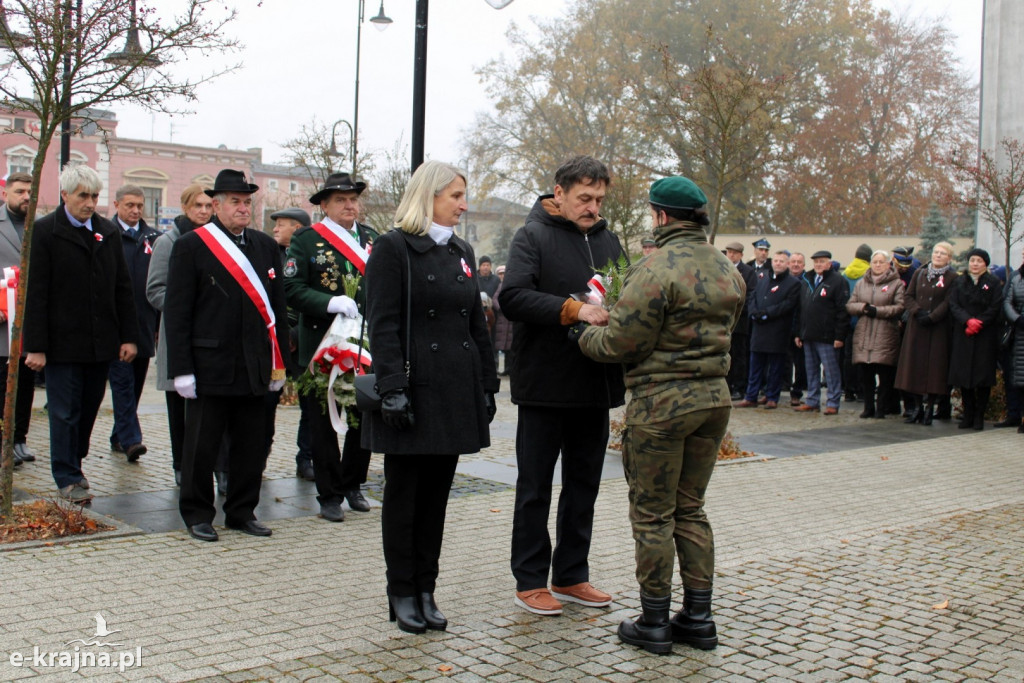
[2, 374, 1023, 681]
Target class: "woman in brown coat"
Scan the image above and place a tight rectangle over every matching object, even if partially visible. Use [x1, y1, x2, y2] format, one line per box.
[846, 251, 905, 419]
[894, 242, 957, 425]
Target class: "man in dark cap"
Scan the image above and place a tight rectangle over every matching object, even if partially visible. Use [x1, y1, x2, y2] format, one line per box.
[164, 169, 290, 541]
[268, 206, 314, 480]
[579, 175, 744, 654]
[477, 254, 500, 299]
[747, 238, 771, 279]
[641, 234, 658, 257]
[723, 241, 756, 400]
[284, 172, 377, 522]
[794, 250, 850, 414]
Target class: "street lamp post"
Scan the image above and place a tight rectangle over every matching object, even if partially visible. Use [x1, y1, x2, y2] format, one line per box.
[411, 0, 515, 172]
[329, 119, 355, 168]
[353, 0, 392, 177]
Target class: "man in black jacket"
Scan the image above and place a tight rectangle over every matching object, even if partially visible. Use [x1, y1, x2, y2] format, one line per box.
[500, 155, 626, 616]
[24, 164, 138, 503]
[107, 184, 160, 462]
[724, 242, 757, 400]
[164, 169, 290, 542]
[794, 250, 850, 414]
[737, 251, 801, 409]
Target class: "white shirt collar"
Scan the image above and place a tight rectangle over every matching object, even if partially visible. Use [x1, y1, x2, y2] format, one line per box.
[428, 222, 454, 245]
[118, 217, 138, 233]
[323, 216, 358, 235]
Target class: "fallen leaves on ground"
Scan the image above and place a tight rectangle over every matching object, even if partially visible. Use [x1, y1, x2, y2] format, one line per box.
[932, 599, 949, 610]
[608, 422, 754, 460]
[0, 499, 113, 544]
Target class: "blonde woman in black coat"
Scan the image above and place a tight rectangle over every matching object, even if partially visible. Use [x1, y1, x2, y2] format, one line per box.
[363, 161, 499, 634]
[948, 248, 1004, 430]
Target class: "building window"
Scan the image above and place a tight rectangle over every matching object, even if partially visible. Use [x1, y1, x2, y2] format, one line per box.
[13, 118, 25, 133]
[268, 179, 278, 190]
[289, 181, 298, 193]
[141, 187, 162, 222]
[6, 153, 32, 175]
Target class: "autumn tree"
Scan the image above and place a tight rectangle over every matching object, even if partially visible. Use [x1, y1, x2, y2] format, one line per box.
[946, 138, 1024, 268]
[770, 10, 976, 235]
[0, 0, 239, 516]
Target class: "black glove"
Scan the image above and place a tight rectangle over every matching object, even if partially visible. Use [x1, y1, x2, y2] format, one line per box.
[915, 310, 932, 326]
[381, 390, 414, 431]
[485, 392, 497, 423]
[863, 304, 877, 318]
[567, 322, 589, 342]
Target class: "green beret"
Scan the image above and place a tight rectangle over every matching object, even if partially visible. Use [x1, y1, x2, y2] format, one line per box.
[649, 176, 707, 210]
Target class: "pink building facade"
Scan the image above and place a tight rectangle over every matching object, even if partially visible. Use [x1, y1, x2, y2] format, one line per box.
[0, 106, 317, 232]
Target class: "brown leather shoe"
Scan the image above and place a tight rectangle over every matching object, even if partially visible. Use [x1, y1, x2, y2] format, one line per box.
[515, 588, 563, 616]
[794, 404, 819, 412]
[735, 400, 757, 408]
[757, 396, 768, 405]
[551, 582, 613, 607]
[823, 407, 839, 415]
[764, 401, 778, 409]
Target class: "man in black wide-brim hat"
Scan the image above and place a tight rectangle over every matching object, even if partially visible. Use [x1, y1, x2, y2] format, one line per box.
[284, 171, 379, 522]
[164, 168, 291, 542]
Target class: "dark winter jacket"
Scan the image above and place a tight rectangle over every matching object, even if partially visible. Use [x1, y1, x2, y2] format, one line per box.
[732, 261, 757, 335]
[748, 269, 800, 355]
[23, 205, 138, 363]
[113, 216, 161, 358]
[362, 229, 498, 455]
[796, 267, 850, 344]
[895, 266, 957, 395]
[846, 267, 905, 366]
[947, 270, 1003, 388]
[1003, 267, 1024, 388]
[499, 196, 627, 408]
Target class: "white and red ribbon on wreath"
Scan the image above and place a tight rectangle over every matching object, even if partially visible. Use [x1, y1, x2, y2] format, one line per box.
[312, 341, 373, 433]
[586, 274, 606, 306]
[0, 266, 18, 350]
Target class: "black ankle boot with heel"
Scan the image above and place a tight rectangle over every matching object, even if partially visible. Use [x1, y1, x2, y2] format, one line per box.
[388, 594, 427, 634]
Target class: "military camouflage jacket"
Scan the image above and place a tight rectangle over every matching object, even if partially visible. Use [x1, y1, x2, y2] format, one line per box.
[578, 220, 745, 424]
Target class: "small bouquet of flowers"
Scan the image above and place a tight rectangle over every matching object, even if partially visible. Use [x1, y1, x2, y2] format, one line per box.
[567, 255, 631, 340]
[294, 275, 370, 432]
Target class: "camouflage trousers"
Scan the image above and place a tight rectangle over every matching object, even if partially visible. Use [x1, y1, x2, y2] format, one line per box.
[621, 406, 730, 596]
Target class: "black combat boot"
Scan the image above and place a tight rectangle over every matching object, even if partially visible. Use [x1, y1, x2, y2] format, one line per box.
[670, 587, 718, 650]
[617, 593, 673, 655]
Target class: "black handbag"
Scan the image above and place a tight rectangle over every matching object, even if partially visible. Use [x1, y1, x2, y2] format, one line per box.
[354, 237, 411, 412]
[1000, 320, 1015, 352]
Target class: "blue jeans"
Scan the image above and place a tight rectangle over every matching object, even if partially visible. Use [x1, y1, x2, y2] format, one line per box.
[45, 361, 108, 488]
[804, 342, 842, 409]
[108, 358, 147, 447]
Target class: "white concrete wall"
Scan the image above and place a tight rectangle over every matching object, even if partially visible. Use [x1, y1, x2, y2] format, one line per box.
[977, 0, 1024, 266]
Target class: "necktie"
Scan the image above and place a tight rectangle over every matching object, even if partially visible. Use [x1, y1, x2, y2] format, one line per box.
[815, 275, 822, 287]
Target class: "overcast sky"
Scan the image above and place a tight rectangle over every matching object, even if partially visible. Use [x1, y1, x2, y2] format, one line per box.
[109, 0, 984, 171]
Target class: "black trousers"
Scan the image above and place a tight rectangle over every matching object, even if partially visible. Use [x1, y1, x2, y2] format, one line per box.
[788, 339, 806, 399]
[0, 356, 35, 443]
[727, 333, 750, 395]
[382, 453, 458, 596]
[858, 363, 895, 413]
[165, 391, 185, 471]
[511, 405, 609, 591]
[300, 394, 371, 504]
[179, 394, 265, 527]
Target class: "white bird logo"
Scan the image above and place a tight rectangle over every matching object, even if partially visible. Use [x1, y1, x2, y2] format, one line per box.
[93, 613, 121, 638]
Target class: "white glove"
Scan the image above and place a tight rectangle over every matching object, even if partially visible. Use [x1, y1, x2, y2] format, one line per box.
[269, 378, 286, 392]
[174, 374, 197, 399]
[327, 295, 358, 318]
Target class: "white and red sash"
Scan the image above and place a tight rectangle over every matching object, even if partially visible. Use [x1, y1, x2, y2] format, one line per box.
[194, 224, 286, 380]
[311, 220, 369, 275]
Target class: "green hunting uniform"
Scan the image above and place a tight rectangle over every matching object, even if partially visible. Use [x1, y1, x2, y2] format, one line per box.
[578, 219, 744, 596]
[284, 222, 378, 368]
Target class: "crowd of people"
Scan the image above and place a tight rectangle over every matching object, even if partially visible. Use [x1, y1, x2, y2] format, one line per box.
[4, 154, 1021, 657]
[722, 238, 1022, 430]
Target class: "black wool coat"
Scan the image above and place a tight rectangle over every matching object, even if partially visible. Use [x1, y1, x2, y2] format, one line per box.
[499, 196, 626, 408]
[23, 206, 138, 363]
[947, 270, 1003, 388]
[163, 219, 290, 396]
[361, 229, 499, 456]
[732, 261, 757, 336]
[114, 216, 161, 358]
[748, 269, 801, 354]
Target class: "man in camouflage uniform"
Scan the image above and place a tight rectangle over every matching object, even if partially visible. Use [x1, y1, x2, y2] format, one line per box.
[284, 172, 378, 522]
[578, 176, 744, 655]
